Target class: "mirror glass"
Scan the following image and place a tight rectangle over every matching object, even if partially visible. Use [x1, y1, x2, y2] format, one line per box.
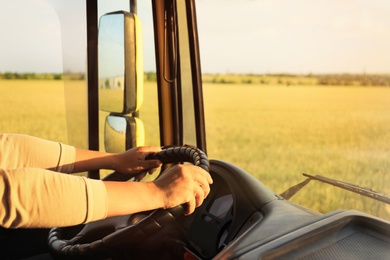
[104, 115, 127, 153]
[104, 115, 144, 153]
[98, 11, 143, 114]
[99, 12, 126, 113]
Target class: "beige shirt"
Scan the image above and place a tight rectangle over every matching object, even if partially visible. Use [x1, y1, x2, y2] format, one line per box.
[0, 134, 108, 228]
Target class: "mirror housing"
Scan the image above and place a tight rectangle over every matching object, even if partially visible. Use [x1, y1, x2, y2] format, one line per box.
[104, 115, 145, 153]
[98, 11, 143, 114]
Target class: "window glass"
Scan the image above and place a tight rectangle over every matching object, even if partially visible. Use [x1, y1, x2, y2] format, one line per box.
[0, 1, 68, 144]
[197, 0, 390, 220]
[137, 1, 160, 147]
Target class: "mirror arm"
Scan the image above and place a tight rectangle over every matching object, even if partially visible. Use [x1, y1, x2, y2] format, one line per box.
[163, 0, 178, 83]
[130, 0, 137, 14]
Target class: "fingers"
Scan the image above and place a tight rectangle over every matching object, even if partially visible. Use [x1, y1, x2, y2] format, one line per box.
[185, 198, 196, 216]
[194, 181, 206, 206]
[114, 146, 162, 175]
[184, 178, 209, 215]
[189, 165, 212, 197]
[145, 164, 211, 215]
[194, 173, 212, 196]
[130, 159, 160, 176]
[133, 172, 147, 182]
[136, 146, 162, 158]
[135, 146, 162, 170]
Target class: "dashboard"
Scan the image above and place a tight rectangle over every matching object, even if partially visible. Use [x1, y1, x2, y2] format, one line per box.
[46, 159, 390, 260]
[179, 160, 390, 260]
[181, 160, 280, 259]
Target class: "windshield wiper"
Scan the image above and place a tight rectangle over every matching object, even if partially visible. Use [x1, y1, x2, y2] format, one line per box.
[280, 173, 390, 205]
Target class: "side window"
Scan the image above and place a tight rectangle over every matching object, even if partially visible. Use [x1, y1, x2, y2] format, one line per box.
[136, 2, 160, 148]
[0, 1, 68, 144]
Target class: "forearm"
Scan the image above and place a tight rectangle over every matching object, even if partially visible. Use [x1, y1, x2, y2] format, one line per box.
[0, 134, 75, 173]
[72, 146, 162, 174]
[0, 134, 161, 174]
[0, 167, 163, 228]
[0, 168, 107, 228]
[72, 149, 116, 173]
[104, 181, 164, 217]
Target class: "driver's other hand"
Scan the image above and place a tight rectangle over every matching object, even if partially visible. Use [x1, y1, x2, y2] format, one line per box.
[113, 146, 162, 178]
[154, 164, 213, 215]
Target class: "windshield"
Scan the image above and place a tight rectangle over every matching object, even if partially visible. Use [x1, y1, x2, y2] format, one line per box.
[197, 1, 390, 220]
[1, 0, 389, 220]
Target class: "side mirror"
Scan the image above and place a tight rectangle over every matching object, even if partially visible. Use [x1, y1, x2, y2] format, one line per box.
[104, 115, 145, 153]
[98, 11, 143, 114]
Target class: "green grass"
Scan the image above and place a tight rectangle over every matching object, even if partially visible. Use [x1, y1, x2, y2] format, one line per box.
[1, 79, 389, 220]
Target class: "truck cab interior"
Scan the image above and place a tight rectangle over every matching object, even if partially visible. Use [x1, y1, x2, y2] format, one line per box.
[1, 0, 389, 259]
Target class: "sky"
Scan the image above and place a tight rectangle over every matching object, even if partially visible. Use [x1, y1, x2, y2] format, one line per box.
[0, 0, 390, 74]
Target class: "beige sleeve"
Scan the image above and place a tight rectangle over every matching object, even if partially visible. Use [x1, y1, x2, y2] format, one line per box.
[0, 133, 75, 173]
[0, 168, 108, 228]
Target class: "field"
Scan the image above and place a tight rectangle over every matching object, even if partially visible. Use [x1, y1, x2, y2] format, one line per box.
[0, 80, 68, 142]
[1, 79, 389, 220]
[203, 83, 390, 220]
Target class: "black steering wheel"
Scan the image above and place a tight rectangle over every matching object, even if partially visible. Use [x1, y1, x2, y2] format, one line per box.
[48, 146, 209, 259]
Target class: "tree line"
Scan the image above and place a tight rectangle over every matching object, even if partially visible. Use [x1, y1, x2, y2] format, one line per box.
[316, 74, 390, 87]
[0, 72, 63, 80]
[2, 71, 390, 87]
[202, 73, 390, 87]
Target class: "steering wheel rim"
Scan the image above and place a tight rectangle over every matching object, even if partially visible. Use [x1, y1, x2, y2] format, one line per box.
[48, 145, 209, 259]
[102, 145, 209, 182]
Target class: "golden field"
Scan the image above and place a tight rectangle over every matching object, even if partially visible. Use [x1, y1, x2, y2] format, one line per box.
[203, 83, 390, 220]
[1, 79, 389, 220]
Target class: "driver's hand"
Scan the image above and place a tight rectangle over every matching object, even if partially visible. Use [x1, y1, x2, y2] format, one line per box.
[112, 146, 162, 179]
[153, 164, 213, 215]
